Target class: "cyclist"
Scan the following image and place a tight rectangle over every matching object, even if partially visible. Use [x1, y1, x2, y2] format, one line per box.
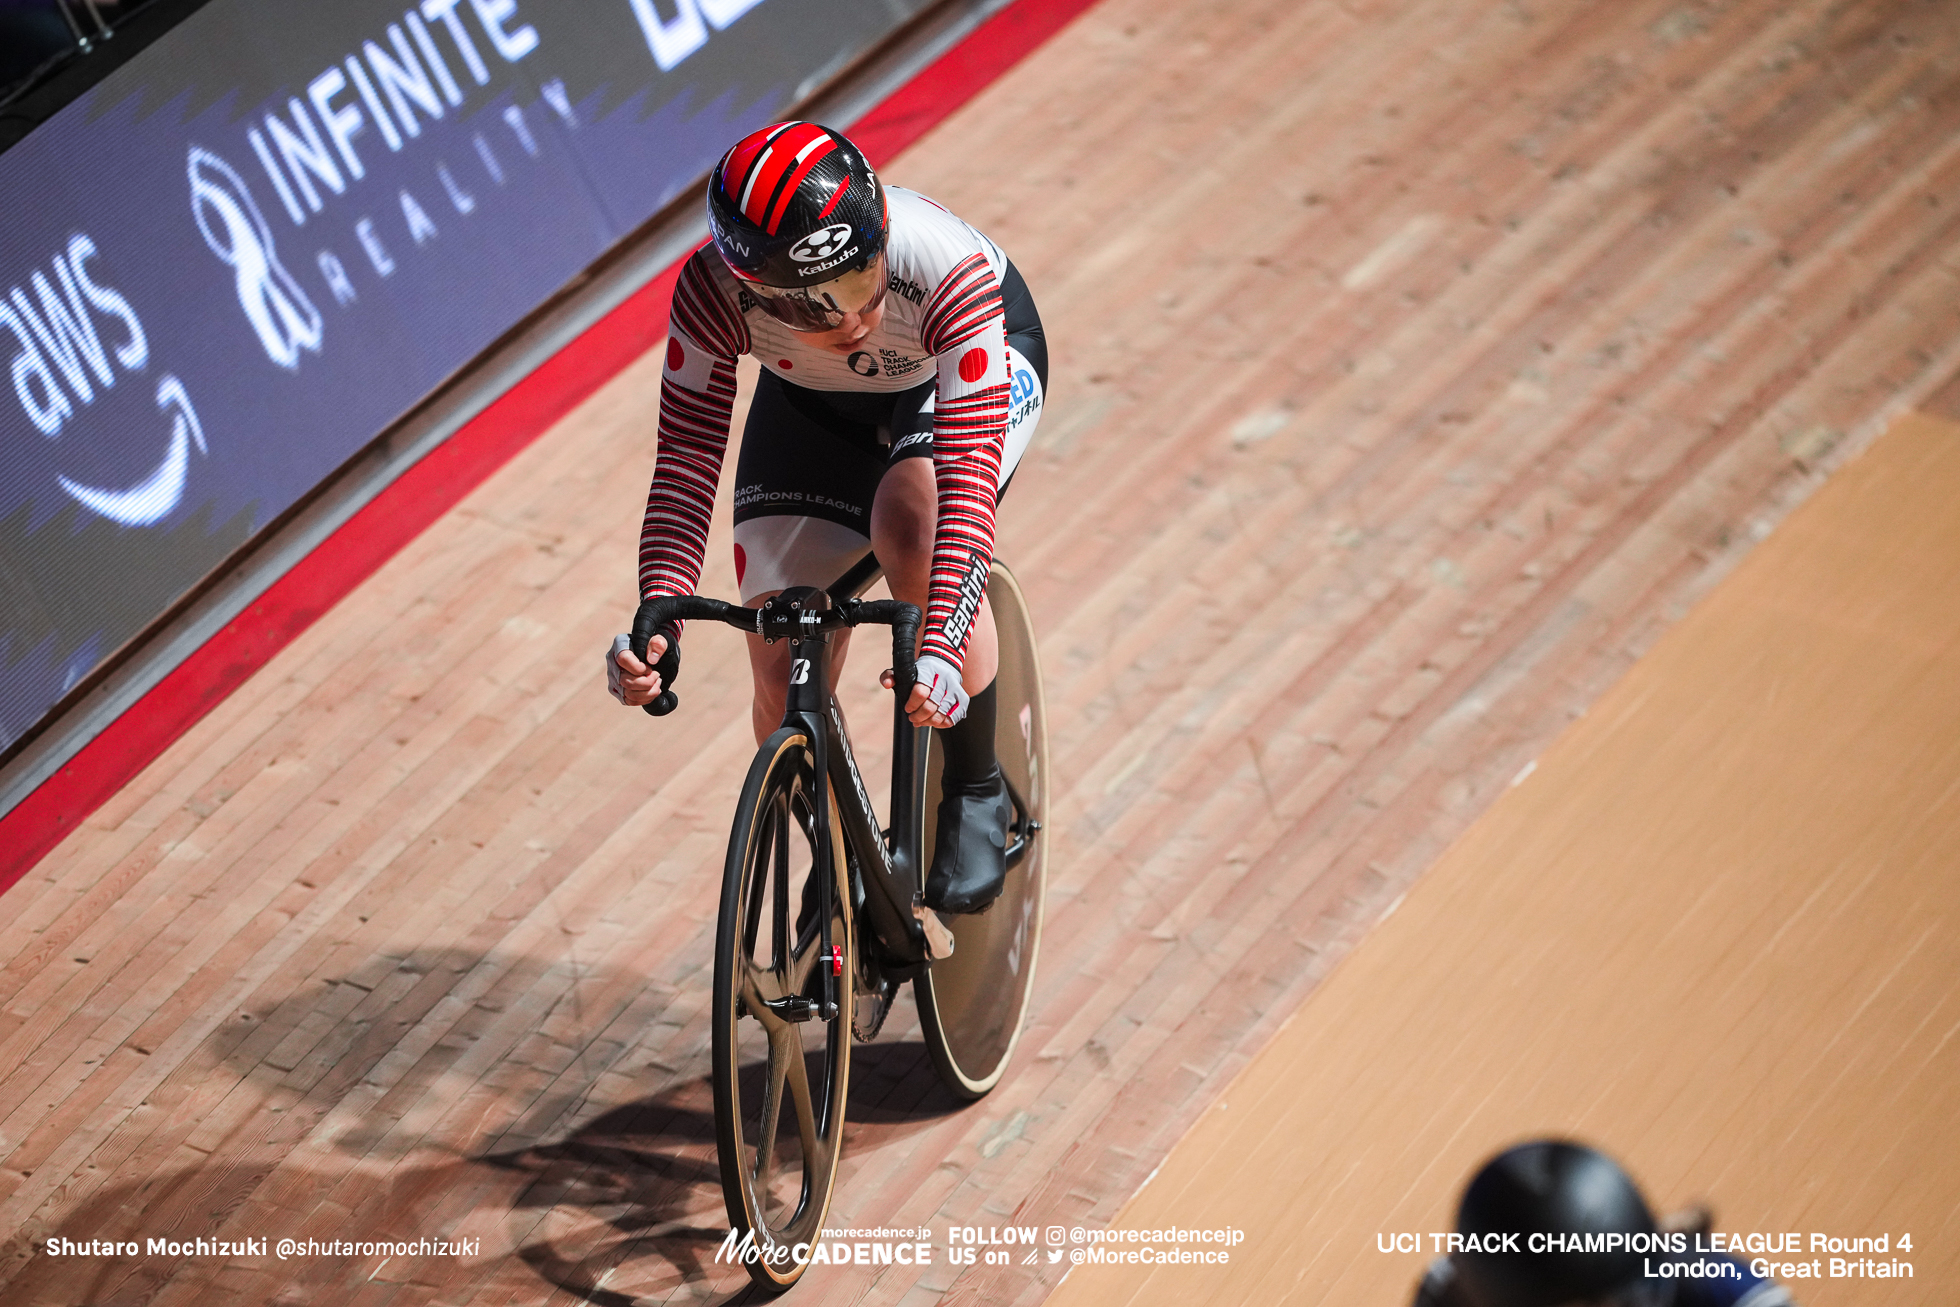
[609, 121, 1047, 915]
[1412, 1140, 1797, 1307]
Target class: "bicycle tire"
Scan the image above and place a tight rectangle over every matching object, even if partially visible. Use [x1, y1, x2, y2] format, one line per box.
[712, 727, 853, 1290]
[913, 560, 1049, 1099]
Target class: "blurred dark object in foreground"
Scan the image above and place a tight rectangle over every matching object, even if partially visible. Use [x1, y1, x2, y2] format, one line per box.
[0, 1, 80, 92]
[1411, 1140, 1796, 1307]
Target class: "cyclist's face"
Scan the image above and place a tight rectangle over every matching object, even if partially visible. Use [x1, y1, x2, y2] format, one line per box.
[806, 298, 885, 353]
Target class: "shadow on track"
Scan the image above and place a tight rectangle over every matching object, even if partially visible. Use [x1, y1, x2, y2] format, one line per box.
[4, 936, 966, 1306]
[483, 1037, 966, 1304]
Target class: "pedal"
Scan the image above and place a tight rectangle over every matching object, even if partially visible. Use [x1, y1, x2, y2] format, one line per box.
[913, 901, 957, 961]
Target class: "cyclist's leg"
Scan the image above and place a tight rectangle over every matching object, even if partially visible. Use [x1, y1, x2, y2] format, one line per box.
[911, 557, 1048, 1097]
[738, 532, 864, 743]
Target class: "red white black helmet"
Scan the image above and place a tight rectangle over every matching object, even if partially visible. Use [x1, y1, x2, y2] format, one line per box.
[706, 121, 889, 331]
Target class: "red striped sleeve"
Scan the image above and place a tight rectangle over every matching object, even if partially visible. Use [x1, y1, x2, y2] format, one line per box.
[637, 253, 746, 605]
[669, 249, 750, 358]
[919, 297, 1010, 668]
[920, 253, 1005, 355]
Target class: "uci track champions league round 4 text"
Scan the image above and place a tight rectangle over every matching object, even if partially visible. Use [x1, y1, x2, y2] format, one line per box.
[0, 0, 929, 757]
[1379, 1229, 1918, 1283]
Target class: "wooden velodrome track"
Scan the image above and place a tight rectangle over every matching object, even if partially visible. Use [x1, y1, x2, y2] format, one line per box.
[1050, 408, 1960, 1307]
[6, 0, 1960, 1303]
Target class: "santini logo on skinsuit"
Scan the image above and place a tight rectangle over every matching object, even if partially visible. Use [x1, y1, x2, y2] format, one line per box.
[940, 550, 989, 654]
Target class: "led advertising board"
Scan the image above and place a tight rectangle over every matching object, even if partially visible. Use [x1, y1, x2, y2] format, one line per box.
[0, 0, 925, 756]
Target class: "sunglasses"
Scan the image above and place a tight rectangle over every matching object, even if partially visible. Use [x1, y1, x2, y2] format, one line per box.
[744, 254, 888, 332]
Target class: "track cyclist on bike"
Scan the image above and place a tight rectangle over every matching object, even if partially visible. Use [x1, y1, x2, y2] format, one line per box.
[609, 121, 1048, 915]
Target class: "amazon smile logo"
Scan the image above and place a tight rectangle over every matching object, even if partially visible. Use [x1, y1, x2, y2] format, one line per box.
[2, 231, 212, 526]
[56, 375, 207, 525]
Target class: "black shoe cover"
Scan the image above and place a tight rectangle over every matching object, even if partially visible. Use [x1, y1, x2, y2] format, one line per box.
[924, 766, 1010, 914]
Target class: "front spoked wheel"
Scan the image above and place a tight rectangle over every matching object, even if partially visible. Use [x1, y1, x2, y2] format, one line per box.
[713, 728, 852, 1291]
[915, 560, 1049, 1098]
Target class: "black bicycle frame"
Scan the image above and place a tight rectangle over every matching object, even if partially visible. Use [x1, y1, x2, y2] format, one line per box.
[777, 597, 933, 978]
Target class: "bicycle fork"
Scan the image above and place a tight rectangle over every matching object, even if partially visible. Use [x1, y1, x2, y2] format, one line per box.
[781, 629, 843, 1024]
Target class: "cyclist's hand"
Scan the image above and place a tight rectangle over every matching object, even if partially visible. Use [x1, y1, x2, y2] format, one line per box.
[893, 653, 968, 728]
[607, 632, 668, 706]
[880, 668, 956, 728]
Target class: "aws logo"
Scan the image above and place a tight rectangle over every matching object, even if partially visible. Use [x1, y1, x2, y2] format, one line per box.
[2, 231, 210, 526]
[3, 234, 147, 439]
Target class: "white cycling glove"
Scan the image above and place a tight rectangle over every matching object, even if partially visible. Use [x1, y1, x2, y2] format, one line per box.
[605, 633, 634, 703]
[605, 631, 671, 704]
[912, 654, 969, 725]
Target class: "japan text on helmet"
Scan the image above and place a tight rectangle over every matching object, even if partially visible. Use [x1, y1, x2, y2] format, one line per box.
[707, 121, 889, 331]
[1451, 1141, 1672, 1307]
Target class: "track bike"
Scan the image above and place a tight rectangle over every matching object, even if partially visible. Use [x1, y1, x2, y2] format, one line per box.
[628, 553, 1047, 1292]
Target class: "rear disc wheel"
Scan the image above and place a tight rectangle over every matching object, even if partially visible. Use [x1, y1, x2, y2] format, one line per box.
[914, 560, 1049, 1098]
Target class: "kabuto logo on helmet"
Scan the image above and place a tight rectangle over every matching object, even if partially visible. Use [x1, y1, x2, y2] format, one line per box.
[792, 247, 860, 278]
[789, 224, 855, 263]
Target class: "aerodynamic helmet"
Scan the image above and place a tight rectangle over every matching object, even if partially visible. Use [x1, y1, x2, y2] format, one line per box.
[706, 121, 888, 331]
[1451, 1141, 1672, 1307]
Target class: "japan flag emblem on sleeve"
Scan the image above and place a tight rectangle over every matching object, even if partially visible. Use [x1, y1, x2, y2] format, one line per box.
[947, 340, 1006, 397]
[664, 331, 717, 391]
